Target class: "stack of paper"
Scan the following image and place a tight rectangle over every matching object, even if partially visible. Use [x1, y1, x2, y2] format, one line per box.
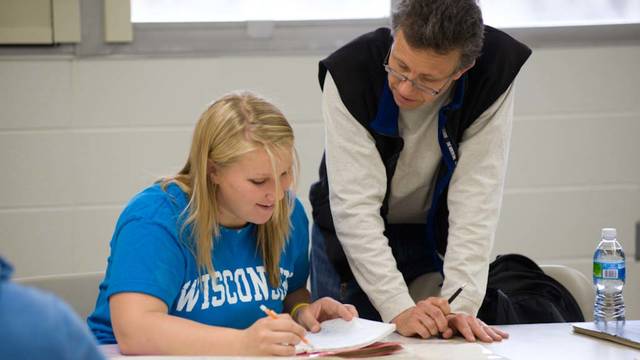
[296, 317, 398, 355]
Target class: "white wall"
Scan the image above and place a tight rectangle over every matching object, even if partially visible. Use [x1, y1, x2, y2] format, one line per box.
[1, 44, 639, 318]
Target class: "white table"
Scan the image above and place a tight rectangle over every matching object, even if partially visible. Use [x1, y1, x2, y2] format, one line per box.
[486, 322, 639, 360]
[101, 321, 640, 359]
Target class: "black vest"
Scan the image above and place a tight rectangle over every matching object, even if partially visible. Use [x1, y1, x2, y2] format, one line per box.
[310, 27, 531, 282]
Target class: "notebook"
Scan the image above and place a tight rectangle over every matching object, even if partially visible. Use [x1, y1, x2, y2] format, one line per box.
[296, 317, 398, 355]
[572, 321, 640, 350]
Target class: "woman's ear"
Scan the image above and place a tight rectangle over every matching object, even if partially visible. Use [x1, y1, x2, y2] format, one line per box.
[207, 159, 219, 184]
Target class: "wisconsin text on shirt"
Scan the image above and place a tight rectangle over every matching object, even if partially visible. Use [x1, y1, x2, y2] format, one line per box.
[176, 266, 293, 312]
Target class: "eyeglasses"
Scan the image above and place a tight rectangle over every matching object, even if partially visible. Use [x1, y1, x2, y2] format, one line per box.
[383, 47, 452, 97]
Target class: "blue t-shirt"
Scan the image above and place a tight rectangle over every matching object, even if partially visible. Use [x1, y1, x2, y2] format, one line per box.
[87, 183, 310, 344]
[0, 257, 105, 360]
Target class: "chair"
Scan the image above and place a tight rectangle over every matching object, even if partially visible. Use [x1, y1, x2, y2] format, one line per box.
[540, 264, 594, 321]
[408, 272, 443, 302]
[15, 271, 105, 320]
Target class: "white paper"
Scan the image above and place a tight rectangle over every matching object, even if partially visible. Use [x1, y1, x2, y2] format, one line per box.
[296, 317, 396, 353]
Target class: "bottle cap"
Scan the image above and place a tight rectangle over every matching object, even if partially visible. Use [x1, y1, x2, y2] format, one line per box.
[601, 227, 617, 240]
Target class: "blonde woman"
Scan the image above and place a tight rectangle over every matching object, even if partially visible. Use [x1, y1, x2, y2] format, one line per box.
[87, 91, 356, 356]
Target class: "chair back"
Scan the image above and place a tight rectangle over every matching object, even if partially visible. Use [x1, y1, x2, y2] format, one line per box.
[540, 264, 594, 321]
[15, 271, 104, 320]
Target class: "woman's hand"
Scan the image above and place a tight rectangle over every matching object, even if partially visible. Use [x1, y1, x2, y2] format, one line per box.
[241, 313, 307, 356]
[295, 297, 358, 332]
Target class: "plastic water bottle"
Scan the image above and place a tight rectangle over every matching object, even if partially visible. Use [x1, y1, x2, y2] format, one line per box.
[593, 227, 625, 327]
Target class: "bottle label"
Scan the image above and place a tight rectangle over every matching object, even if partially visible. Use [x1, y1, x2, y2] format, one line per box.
[593, 261, 626, 282]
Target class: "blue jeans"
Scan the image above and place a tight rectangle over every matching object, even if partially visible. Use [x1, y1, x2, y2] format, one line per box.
[310, 225, 383, 321]
[310, 223, 439, 321]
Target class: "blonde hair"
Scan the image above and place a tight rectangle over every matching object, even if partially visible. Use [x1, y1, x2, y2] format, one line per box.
[161, 91, 298, 287]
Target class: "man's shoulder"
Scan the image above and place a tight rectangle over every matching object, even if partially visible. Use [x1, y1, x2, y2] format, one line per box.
[348, 27, 392, 50]
[318, 28, 391, 119]
[455, 25, 531, 127]
[472, 26, 532, 80]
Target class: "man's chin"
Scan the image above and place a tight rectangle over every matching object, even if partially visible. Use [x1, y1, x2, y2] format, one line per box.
[392, 92, 423, 109]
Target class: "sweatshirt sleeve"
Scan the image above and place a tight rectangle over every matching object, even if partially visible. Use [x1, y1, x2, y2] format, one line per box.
[323, 73, 415, 322]
[442, 83, 515, 315]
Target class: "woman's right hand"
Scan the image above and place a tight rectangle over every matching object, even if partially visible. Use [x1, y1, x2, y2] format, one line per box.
[241, 313, 307, 356]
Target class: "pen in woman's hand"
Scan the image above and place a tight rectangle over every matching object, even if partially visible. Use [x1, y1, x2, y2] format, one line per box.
[259, 304, 313, 346]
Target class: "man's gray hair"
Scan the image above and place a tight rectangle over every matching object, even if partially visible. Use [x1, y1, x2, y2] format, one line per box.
[391, 0, 484, 70]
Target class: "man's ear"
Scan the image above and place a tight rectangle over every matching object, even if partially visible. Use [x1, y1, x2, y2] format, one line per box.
[452, 60, 475, 81]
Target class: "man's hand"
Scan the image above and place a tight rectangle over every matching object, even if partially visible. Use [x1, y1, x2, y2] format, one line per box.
[391, 297, 450, 338]
[443, 313, 509, 342]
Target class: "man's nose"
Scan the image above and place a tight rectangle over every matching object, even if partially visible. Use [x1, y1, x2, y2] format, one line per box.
[398, 78, 416, 94]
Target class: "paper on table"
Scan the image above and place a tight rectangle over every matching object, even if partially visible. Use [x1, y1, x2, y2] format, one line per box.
[296, 317, 396, 354]
[573, 321, 640, 350]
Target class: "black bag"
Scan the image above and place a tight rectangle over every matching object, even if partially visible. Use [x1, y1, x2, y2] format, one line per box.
[477, 254, 585, 325]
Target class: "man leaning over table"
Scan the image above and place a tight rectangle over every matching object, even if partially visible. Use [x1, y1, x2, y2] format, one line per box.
[309, 0, 531, 342]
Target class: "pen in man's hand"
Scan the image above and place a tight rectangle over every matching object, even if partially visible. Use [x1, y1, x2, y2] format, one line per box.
[447, 283, 467, 304]
[435, 284, 468, 340]
[259, 304, 312, 346]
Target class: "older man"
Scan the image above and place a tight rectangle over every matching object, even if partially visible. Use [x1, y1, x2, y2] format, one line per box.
[310, 0, 531, 342]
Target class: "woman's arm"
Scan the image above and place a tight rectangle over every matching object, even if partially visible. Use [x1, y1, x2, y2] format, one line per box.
[111, 292, 306, 356]
[283, 287, 311, 315]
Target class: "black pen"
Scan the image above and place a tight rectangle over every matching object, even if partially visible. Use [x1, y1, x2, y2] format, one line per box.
[447, 283, 466, 304]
